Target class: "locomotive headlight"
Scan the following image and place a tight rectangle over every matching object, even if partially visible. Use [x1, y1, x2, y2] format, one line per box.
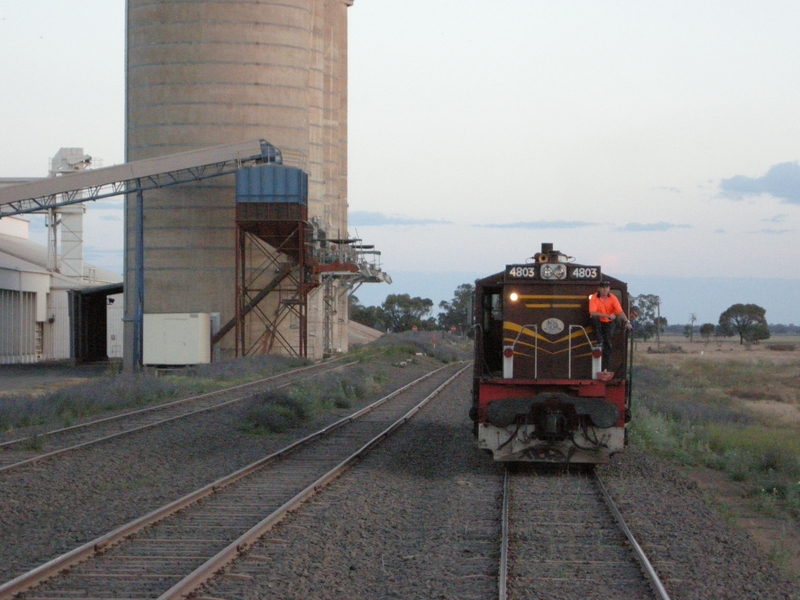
[509, 292, 519, 302]
[552, 264, 566, 279]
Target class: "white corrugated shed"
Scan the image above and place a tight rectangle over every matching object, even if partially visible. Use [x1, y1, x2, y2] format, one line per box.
[0, 215, 122, 364]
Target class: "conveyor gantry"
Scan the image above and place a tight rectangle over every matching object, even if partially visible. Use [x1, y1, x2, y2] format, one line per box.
[0, 139, 281, 217]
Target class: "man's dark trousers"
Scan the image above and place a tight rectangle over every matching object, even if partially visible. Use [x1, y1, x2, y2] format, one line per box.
[591, 317, 617, 371]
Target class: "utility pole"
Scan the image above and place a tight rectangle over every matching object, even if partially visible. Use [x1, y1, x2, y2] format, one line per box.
[656, 297, 661, 349]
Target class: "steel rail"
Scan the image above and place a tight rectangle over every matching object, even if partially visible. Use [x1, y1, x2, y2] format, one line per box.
[158, 363, 472, 599]
[594, 471, 671, 600]
[0, 359, 353, 474]
[0, 358, 345, 450]
[498, 467, 510, 600]
[0, 362, 464, 599]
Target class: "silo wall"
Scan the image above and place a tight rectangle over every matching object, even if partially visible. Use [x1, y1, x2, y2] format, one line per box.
[124, 0, 353, 368]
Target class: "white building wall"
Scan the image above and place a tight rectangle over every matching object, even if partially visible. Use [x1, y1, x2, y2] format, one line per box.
[0, 216, 29, 238]
[0, 289, 39, 364]
[0, 267, 51, 364]
[43, 290, 72, 360]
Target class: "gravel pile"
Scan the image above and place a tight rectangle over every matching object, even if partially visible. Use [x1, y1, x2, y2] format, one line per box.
[0, 354, 444, 584]
[599, 448, 799, 599]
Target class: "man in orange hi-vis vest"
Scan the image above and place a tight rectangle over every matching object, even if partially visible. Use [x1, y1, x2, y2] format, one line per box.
[589, 280, 633, 372]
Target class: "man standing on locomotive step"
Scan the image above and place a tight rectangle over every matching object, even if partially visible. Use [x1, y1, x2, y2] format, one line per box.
[589, 280, 633, 372]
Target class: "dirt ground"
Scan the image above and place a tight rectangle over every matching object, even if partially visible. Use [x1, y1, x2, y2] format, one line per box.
[0, 362, 110, 398]
[636, 333, 799, 361]
[682, 465, 800, 578]
[641, 334, 800, 579]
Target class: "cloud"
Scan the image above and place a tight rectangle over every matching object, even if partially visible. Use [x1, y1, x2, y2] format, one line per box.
[617, 222, 691, 232]
[720, 162, 800, 204]
[477, 220, 596, 229]
[100, 215, 121, 222]
[652, 186, 681, 194]
[762, 214, 788, 223]
[714, 228, 725, 234]
[749, 228, 793, 235]
[349, 211, 452, 226]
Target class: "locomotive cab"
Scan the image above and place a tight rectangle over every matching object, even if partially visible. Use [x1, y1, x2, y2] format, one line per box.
[471, 244, 632, 463]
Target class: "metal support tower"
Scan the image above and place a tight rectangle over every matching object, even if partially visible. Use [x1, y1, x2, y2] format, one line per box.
[234, 227, 311, 359]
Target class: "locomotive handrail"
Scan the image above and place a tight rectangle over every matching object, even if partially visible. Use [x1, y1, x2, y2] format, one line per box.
[626, 331, 635, 412]
[472, 323, 491, 377]
[568, 325, 595, 379]
[510, 324, 538, 379]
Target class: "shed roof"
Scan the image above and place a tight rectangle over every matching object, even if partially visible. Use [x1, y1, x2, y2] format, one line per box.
[0, 232, 122, 289]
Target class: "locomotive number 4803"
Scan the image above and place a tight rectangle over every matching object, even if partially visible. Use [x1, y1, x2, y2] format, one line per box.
[571, 267, 598, 279]
[507, 266, 537, 278]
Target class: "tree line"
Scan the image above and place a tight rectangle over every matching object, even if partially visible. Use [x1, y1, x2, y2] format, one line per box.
[350, 285, 775, 346]
[631, 295, 771, 345]
[349, 284, 474, 334]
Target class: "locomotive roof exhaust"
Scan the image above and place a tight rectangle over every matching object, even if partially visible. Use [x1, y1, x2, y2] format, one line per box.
[532, 242, 572, 264]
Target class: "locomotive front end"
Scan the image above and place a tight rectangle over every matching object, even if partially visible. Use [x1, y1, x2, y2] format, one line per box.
[471, 244, 631, 463]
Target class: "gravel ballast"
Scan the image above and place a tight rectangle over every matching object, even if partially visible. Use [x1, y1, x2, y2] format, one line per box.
[0, 354, 444, 584]
[199, 383, 799, 599]
[598, 448, 798, 599]
[197, 371, 504, 599]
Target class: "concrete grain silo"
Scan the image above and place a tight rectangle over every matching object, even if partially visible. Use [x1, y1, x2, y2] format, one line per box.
[124, 0, 354, 369]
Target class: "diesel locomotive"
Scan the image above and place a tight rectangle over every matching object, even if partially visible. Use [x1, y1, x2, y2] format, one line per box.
[471, 243, 632, 463]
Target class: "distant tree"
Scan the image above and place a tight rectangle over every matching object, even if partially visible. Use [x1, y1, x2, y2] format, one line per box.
[683, 325, 693, 341]
[349, 295, 388, 331]
[700, 323, 715, 345]
[437, 283, 474, 336]
[421, 317, 438, 331]
[718, 303, 771, 345]
[632, 294, 665, 341]
[749, 322, 771, 344]
[688, 313, 697, 343]
[382, 293, 434, 332]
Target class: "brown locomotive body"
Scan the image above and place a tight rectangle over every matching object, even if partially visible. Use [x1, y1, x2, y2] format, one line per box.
[471, 244, 632, 463]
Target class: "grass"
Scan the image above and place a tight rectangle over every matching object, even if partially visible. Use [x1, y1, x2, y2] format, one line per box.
[360, 330, 473, 364]
[0, 354, 313, 434]
[630, 355, 800, 519]
[0, 374, 181, 432]
[162, 355, 312, 393]
[0, 331, 459, 436]
[241, 366, 386, 435]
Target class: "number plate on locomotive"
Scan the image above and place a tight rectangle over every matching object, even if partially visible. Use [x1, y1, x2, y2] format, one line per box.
[568, 266, 601, 280]
[505, 264, 602, 280]
[505, 265, 538, 278]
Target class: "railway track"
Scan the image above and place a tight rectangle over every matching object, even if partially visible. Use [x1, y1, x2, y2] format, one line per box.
[0, 362, 470, 599]
[0, 359, 354, 473]
[498, 466, 671, 600]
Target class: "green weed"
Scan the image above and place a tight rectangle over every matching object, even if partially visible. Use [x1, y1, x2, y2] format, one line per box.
[630, 360, 800, 520]
[241, 366, 388, 435]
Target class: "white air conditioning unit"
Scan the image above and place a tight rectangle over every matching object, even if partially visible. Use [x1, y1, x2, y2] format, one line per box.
[143, 313, 211, 365]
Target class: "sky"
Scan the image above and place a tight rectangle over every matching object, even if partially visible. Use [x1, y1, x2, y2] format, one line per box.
[1, 1, 799, 325]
